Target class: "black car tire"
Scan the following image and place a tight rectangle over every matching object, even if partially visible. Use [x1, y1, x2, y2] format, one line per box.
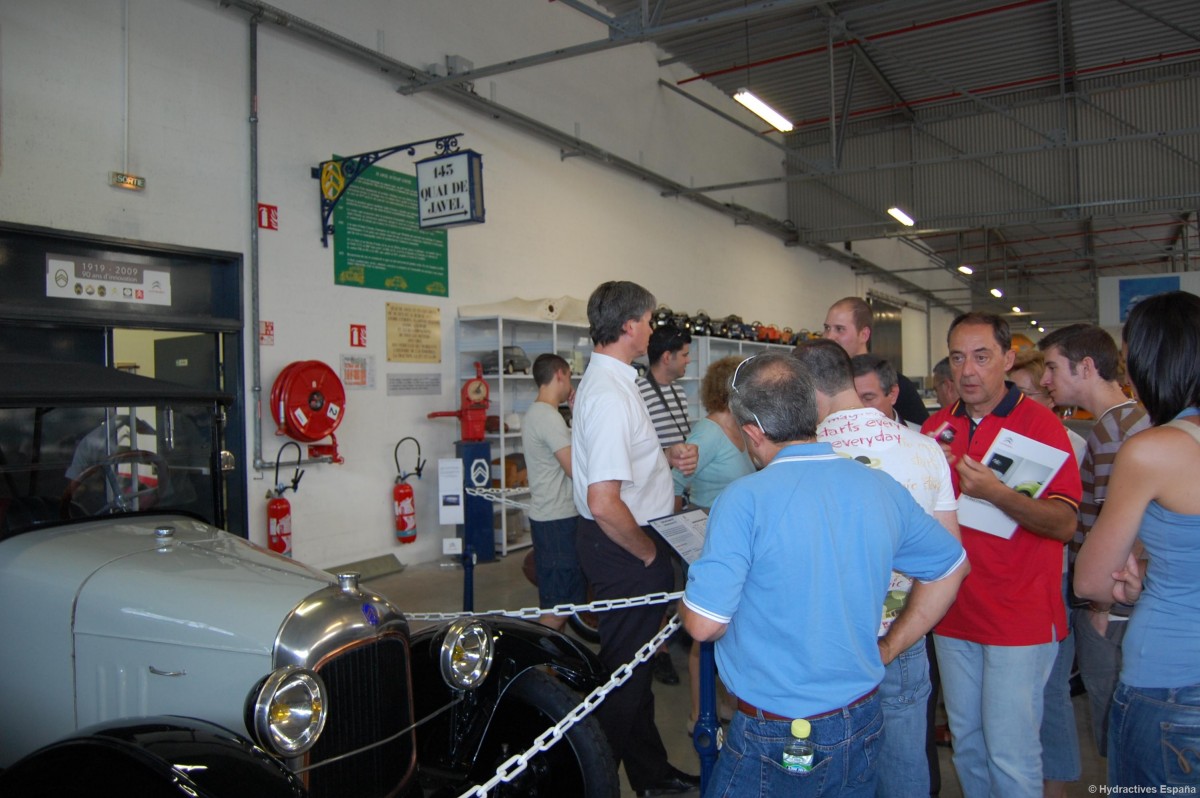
[475, 668, 618, 798]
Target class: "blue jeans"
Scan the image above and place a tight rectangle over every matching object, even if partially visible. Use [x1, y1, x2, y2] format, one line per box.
[529, 516, 585, 608]
[934, 635, 1057, 798]
[705, 693, 883, 798]
[1108, 681, 1200, 788]
[876, 636, 931, 798]
[1040, 578, 1080, 781]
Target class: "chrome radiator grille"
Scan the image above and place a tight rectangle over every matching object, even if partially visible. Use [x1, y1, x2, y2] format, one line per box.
[307, 634, 415, 798]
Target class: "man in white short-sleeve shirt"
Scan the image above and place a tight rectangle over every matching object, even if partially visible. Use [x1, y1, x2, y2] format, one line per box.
[572, 280, 699, 798]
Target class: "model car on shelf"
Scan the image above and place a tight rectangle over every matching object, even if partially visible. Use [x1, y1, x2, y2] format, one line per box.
[479, 345, 532, 375]
[0, 356, 617, 798]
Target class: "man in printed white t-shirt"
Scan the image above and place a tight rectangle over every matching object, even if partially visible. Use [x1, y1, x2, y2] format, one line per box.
[795, 339, 960, 798]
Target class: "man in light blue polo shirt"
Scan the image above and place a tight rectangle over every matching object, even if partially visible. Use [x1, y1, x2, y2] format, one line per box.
[681, 352, 969, 797]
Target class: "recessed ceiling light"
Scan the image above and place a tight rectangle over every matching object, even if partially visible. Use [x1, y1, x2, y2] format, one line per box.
[1037, 326, 1045, 333]
[990, 288, 1004, 298]
[957, 265, 974, 275]
[1030, 320, 1038, 326]
[1012, 306, 1022, 313]
[886, 206, 916, 227]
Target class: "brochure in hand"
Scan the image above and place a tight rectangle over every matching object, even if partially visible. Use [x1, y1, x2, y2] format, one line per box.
[958, 428, 1069, 539]
[648, 508, 709, 564]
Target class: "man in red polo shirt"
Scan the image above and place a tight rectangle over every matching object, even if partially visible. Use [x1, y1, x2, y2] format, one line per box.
[922, 312, 1081, 798]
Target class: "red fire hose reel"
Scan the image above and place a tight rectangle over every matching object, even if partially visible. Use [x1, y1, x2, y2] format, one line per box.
[270, 360, 346, 463]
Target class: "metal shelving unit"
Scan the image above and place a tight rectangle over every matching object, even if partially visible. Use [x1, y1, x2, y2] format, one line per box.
[456, 316, 591, 555]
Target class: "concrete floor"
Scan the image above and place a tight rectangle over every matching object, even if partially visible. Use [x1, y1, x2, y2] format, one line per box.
[368, 551, 1108, 797]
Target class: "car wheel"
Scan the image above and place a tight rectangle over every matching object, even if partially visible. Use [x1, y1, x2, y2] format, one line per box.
[474, 668, 618, 798]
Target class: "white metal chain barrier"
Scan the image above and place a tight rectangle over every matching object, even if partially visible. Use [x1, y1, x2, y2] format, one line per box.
[406, 590, 683, 623]
[445, 488, 688, 795]
[455, 611, 683, 798]
[465, 486, 531, 510]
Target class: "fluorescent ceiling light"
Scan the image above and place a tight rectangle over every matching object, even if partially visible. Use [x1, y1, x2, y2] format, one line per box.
[957, 264, 974, 275]
[1012, 306, 1022, 313]
[990, 288, 1004, 298]
[887, 206, 916, 227]
[733, 89, 793, 133]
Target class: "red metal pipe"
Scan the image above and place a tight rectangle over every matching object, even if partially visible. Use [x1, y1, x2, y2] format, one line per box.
[790, 47, 1200, 129]
[928, 222, 1177, 256]
[678, 0, 1051, 86]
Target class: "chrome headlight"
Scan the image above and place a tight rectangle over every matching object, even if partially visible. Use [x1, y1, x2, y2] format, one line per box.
[251, 666, 327, 757]
[439, 619, 494, 691]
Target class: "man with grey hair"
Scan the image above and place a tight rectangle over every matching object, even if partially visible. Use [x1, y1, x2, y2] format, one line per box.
[851, 353, 921, 431]
[932, 357, 958, 410]
[680, 352, 968, 797]
[573, 280, 699, 796]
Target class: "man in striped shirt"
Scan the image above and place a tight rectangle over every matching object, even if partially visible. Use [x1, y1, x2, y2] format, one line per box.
[1038, 323, 1151, 757]
[637, 324, 694, 449]
[635, 323, 697, 686]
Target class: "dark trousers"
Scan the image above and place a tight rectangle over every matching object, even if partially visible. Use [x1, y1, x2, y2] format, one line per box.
[925, 630, 942, 795]
[577, 517, 676, 791]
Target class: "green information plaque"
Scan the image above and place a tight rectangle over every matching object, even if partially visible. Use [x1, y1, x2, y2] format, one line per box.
[332, 160, 448, 296]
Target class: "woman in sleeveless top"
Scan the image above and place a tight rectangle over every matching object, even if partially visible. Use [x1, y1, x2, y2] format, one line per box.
[1075, 290, 1200, 789]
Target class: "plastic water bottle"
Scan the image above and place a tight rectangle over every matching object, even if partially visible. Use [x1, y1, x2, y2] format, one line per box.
[782, 718, 814, 772]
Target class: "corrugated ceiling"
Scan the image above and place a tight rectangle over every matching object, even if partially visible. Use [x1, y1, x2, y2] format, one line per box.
[584, 0, 1200, 325]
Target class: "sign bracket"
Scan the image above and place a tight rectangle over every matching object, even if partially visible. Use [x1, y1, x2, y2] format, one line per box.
[311, 133, 462, 247]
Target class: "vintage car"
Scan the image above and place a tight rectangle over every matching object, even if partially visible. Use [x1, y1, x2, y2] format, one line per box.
[479, 345, 532, 375]
[0, 357, 617, 797]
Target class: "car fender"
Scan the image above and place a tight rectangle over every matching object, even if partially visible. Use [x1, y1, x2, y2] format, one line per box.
[0, 715, 306, 798]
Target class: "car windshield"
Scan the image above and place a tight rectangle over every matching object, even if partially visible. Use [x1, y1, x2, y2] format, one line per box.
[0, 359, 229, 538]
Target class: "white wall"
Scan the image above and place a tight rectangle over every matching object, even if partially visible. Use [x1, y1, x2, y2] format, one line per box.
[0, 0, 945, 567]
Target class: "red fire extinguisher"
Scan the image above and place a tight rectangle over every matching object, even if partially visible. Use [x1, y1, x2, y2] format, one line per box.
[267, 442, 305, 557]
[393, 437, 425, 544]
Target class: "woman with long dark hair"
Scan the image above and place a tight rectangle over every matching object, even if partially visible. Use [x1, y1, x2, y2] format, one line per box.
[1074, 290, 1200, 788]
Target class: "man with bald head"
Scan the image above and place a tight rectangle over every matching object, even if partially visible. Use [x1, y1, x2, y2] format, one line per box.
[823, 297, 930, 427]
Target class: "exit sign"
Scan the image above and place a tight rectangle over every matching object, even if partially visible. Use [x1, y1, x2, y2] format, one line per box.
[109, 171, 146, 191]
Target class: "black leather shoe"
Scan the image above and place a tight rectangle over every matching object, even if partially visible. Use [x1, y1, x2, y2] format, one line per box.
[636, 765, 701, 796]
[652, 651, 680, 685]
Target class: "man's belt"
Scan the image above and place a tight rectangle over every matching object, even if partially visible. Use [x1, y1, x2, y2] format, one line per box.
[737, 687, 879, 723]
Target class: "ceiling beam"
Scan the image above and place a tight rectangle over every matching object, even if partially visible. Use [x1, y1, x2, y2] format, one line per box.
[667, 125, 1200, 195]
[397, 0, 825, 96]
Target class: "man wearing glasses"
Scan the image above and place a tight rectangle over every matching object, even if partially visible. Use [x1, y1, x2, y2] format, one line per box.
[680, 353, 968, 797]
[572, 281, 700, 797]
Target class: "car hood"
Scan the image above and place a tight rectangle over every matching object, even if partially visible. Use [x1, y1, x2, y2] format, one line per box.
[1, 514, 332, 655]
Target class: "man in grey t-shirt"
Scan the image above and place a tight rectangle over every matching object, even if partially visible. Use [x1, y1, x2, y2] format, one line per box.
[521, 353, 585, 631]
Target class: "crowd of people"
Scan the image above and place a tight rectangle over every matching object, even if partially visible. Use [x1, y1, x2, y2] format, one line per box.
[519, 280, 1200, 797]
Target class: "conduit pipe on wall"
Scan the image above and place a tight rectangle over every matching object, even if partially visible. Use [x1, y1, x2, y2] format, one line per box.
[248, 17, 267, 471]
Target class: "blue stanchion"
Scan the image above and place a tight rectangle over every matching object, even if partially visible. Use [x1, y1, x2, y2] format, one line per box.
[692, 640, 718, 791]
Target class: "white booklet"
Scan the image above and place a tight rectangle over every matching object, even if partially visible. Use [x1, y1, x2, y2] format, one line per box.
[958, 429, 1069, 539]
[648, 508, 709, 564]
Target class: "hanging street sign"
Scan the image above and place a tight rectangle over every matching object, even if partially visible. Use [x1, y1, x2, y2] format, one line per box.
[415, 150, 485, 230]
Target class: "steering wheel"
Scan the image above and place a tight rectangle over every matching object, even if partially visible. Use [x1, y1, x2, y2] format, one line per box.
[62, 449, 170, 519]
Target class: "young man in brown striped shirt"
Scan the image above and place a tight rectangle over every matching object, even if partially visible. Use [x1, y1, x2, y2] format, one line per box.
[1038, 323, 1151, 757]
